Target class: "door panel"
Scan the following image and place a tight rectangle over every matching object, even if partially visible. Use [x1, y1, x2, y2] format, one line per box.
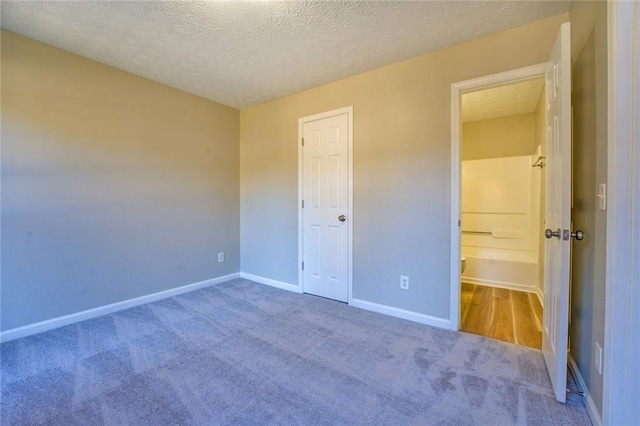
[302, 113, 349, 302]
[542, 22, 571, 403]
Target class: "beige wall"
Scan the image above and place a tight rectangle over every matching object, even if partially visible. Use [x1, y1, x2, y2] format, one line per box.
[462, 113, 537, 161]
[240, 14, 568, 318]
[569, 0, 608, 417]
[1, 30, 240, 330]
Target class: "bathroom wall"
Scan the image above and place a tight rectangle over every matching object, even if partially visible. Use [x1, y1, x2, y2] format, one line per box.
[462, 113, 536, 161]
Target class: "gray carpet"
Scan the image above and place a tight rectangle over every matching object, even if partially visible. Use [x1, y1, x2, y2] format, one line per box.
[1, 278, 590, 425]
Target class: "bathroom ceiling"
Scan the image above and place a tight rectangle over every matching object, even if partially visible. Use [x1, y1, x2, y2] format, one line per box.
[0, 1, 569, 110]
[462, 78, 546, 123]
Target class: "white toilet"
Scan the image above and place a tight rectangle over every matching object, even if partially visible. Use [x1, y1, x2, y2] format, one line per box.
[461, 256, 467, 274]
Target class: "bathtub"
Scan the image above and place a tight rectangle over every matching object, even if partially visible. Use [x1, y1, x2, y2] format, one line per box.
[461, 246, 539, 293]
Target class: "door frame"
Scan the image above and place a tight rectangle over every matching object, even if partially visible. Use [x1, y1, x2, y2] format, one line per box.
[298, 106, 354, 304]
[603, 0, 640, 423]
[449, 64, 547, 330]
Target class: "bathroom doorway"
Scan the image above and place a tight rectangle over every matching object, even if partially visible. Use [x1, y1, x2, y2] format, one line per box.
[457, 76, 547, 350]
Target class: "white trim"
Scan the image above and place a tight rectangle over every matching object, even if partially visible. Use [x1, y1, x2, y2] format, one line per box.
[351, 298, 451, 329]
[450, 83, 462, 331]
[450, 64, 547, 331]
[535, 286, 544, 308]
[603, 1, 639, 424]
[239, 272, 302, 294]
[0, 273, 241, 343]
[568, 355, 602, 426]
[298, 106, 354, 304]
[462, 277, 538, 294]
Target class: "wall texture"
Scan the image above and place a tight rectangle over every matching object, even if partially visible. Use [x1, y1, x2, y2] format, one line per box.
[462, 113, 537, 161]
[568, 0, 608, 417]
[1, 30, 240, 331]
[240, 14, 568, 320]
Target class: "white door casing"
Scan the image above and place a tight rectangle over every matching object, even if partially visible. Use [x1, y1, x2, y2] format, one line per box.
[542, 22, 572, 404]
[603, 1, 640, 423]
[299, 107, 353, 303]
[449, 63, 547, 331]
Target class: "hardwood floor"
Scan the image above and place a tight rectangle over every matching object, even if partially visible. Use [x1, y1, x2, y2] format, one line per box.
[460, 283, 543, 350]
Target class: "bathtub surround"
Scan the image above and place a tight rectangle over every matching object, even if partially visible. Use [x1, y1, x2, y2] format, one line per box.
[460, 154, 542, 294]
[0, 279, 590, 425]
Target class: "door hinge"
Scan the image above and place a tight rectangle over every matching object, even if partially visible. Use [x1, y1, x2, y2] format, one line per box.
[302, 200, 304, 208]
[302, 137, 304, 147]
[302, 262, 304, 270]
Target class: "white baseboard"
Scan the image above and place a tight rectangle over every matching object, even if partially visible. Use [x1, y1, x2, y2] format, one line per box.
[462, 276, 538, 295]
[535, 286, 544, 307]
[242, 274, 451, 331]
[351, 298, 451, 330]
[242, 275, 450, 330]
[239, 272, 302, 294]
[0, 273, 241, 343]
[568, 355, 602, 426]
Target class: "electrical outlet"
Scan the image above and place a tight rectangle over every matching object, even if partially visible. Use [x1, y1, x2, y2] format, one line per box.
[400, 275, 409, 290]
[218, 252, 224, 263]
[595, 342, 603, 375]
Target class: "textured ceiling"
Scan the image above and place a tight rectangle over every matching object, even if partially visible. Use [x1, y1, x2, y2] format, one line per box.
[462, 77, 545, 123]
[0, 1, 569, 110]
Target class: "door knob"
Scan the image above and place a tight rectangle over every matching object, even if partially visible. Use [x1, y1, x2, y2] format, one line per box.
[545, 228, 561, 239]
[571, 230, 585, 241]
[338, 215, 346, 222]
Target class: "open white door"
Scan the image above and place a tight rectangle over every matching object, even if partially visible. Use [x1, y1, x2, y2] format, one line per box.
[542, 22, 572, 403]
